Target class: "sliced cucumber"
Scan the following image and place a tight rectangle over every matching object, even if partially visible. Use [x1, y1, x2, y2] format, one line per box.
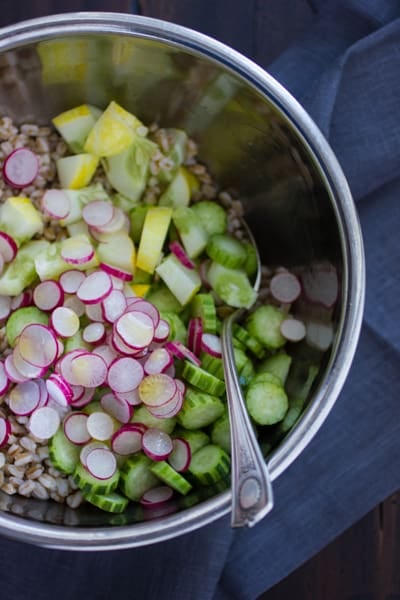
[245, 304, 286, 350]
[181, 361, 226, 397]
[48, 427, 81, 475]
[233, 323, 266, 359]
[73, 462, 120, 495]
[188, 444, 231, 486]
[173, 427, 210, 455]
[257, 352, 293, 386]
[191, 293, 217, 333]
[147, 282, 183, 314]
[172, 206, 208, 258]
[245, 380, 288, 425]
[133, 405, 176, 435]
[206, 233, 247, 269]
[150, 460, 192, 495]
[5, 306, 48, 347]
[120, 453, 159, 501]
[210, 412, 231, 454]
[191, 201, 227, 237]
[207, 261, 256, 309]
[83, 490, 129, 514]
[177, 386, 225, 430]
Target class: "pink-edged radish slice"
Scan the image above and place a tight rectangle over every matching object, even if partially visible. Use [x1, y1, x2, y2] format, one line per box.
[0, 231, 18, 263]
[165, 341, 201, 366]
[2, 147, 39, 188]
[10, 290, 32, 311]
[9, 380, 41, 416]
[4, 353, 29, 383]
[0, 416, 11, 448]
[77, 270, 113, 305]
[111, 330, 136, 356]
[147, 387, 183, 419]
[61, 237, 95, 265]
[63, 412, 90, 445]
[201, 333, 222, 358]
[17, 324, 58, 368]
[110, 275, 124, 290]
[85, 447, 117, 480]
[29, 406, 60, 439]
[71, 387, 95, 408]
[280, 318, 306, 342]
[80, 441, 108, 467]
[114, 388, 142, 406]
[115, 311, 155, 350]
[85, 301, 104, 322]
[90, 207, 126, 235]
[0, 252, 4, 275]
[0, 295, 11, 322]
[68, 352, 108, 388]
[188, 317, 203, 356]
[144, 347, 173, 375]
[168, 438, 191, 472]
[101, 288, 127, 324]
[140, 486, 174, 507]
[12, 347, 47, 379]
[93, 344, 118, 367]
[153, 318, 170, 343]
[86, 411, 115, 441]
[138, 373, 177, 408]
[63, 295, 86, 318]
[111, 423, 144, 455]
[57, 348, 86, 378]
[41, 189, 71, 220]
[270, 271, 301, 304]
[123, 300, 160, 328]
[107, 356, 144, 394]
[301, 264, 339, 308]
[100, 392, 133, 424]
[82, 321, 106, 345]
[175, 379, 186, 396]
[169, 240, 195, 269]
[0, 360, 10, 395]
[50, 306, 80, 338]
[36, 378, 49, 408]
[82, 200, 114, 228]
[99, 263, 133, 282]
[59, 269, 86, 294]
[46, 373, 73, 407]
[142, 428, 173, 461]
[33, 279, 64, 312]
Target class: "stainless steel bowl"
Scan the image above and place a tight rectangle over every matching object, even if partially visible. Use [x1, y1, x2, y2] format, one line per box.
[0, 12, 365, 550]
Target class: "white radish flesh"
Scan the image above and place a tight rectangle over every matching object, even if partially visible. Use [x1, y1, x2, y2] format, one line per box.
[69, 353, 108, 388]
[114, 388, 142, 406]
[36, 378, 49, 407]
[111, 424, 144, 455]
[17, 324, 58, 368]
[77, 271, 112, 304]
[46, 373, 73, 407]
[63, 295, 86, 317]
[4, 353, 29, 383]
[71, 387, 95, 408]
[0, 416, 11, 448]
[8, 381, 41, 415]
[140, 486, 174, 506]
[99, 263, 133, 281]
[85, 301, 104, 322]
[0, 231, 18, 263]
[82, 321, 106, 345]
[50, 306, 80, 338]
[33, 280, 64, 312]
[100, 392, 132, 424]
[270, 272, 301, 304]
[201, 333, 222, 358]
[82, 200, 114, 228]
[144, 348, 173, 375]
[29, 406, 60, 439]
[301, 264, 339, 308]
[142, 428, 173, 461]
[61, 237, 95, 265]
[2, 147, 39, 188]
[86, 411, 115, 441]
[93, 344, 118, 367]
[59, 269, 86, 294]
[101, 289, 127, 323]
[80, 441, 108, 467]
[0, 295, 12, 322]
[138, 373, 177, 408]
[12, 348, 47, 379]
[10, 291, 31, 311]
[165, 341, 201, 366]
[85, 447, 117, 480]
[168, 438, 191, 472]
[147, 387, 183, 419]
[124, 300, 160, 328]
[107, 356, 144, 394]
[153, 318, 170, 343]
[63, 412, 90, 445]
[41, 189, 71, 220]
[280, 318, 306, 342]
[115, 311, 154, 349]
[0, 361, 10, 395]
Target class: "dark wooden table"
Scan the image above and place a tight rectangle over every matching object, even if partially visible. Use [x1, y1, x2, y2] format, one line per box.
[0, 3, 399, 599]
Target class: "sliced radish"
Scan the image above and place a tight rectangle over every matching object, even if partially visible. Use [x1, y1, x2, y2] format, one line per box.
[11, 290, 32, 311]
[57, 349, 86, 379]
[280, 318, 306, 342]
[61, 237, 95, 265]
[168, 438, 191, 472]
[93, 343, 118, 367]
[101, 288, 127, 323]
[50, 306, 80, 338]
[306, 321, 334, 351]
[71, 387, 95, 408]
[77, 270, 113, 305]
[114, 388, 142, 406]
[0, 231, 18, 263]
[188, 317, 203, 356]
[0, 252, 4, 275]
[82, 321, 106, 345]
[29, 406, 60, 439]
[46, 373, 73, 407]
[70, 384, 85, 403]
[36, 378, 49, 407]
[0, 295, 11, 322]
[2, 147, 39, 188]
[63, 295, 86, 317]
[142, 428, 173, 461]
[115, 311, 155, 350]
[80, 441, 108, 467]
[82, 200, 114, 228]
[201, 333, 222, 358]
[4, 353, 29, 383]
[90, 207, 125, 235]
[99, 263, 133, 281]
[147, 387, 183, 419]
[175, 379, 186, 395]
[153, 318, 170, 343]
[144, 347, 173, 375]
[59, 269, 86, 294]
[0, 416, 11, 448]
[270, 271, 301, 304]
[63, 412, 90, 445]
[138, 373, 177, 408]
[0, 361, 10, 395]
[165, 341, 201, 366]
[111, 330, 137, 355]
[140, 486, 174, 506]
[9, 380, 41, 416]
[41, 189, 71, 220]
[86, 411, 115, 441]
[17, 324, 58, 368]
[33, 280, 64, 312]
[100, 392, 133, 424]
[301, 264, 339, 308]
[169, 241, 195, 269]
[107, 356, 144, 394]
[111, 423, 144, 455]
[12, 347, 47, 379]
[85, 447, 117, 480]
[85, 301, 104, 322]
[68, 352, 108, 388]
[124, 300, 160, 328]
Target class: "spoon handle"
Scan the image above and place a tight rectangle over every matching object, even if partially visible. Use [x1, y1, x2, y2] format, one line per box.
[221, 311, 274, 527]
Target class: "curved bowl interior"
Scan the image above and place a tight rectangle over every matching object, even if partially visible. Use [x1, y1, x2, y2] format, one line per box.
[0, 13, 364, 549]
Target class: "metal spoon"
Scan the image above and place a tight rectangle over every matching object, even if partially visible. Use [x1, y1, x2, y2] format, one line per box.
[220, 223, 274, 527]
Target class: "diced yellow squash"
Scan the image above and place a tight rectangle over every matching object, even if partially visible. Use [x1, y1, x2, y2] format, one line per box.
[56, 154, 99, 189]
[52, 104, 102, 153]
[0, 196, 43, 243]
[136, 206, 173, 274]
[97, 233, 136, 275]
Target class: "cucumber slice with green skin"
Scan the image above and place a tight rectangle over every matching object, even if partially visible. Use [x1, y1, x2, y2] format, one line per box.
[233, 324, 266, 359]
[173, 427, 210, 455]
[129, 205, 149, 244]
[120, 453, 160, 501]
[248, 372, 283, 388]
[207, 262, 256, 309]
[210, 412, 231, 454]
[147, 283, 183, 314]
[191, 293, 217, 333]
[73, 462, 120, 495]
[172, 206, 208, 258]
[177, 386, 225, 430]
[159, 167, 191, 208]
[181, 361, 226, 397]
[200, 352, 224, 380]
[188, 444, 231, 486]
[150, 460, 192, 495]
[6, 306, 49, 347]
[257, 352, 293, 386]
[191, 201, 227, 237]
[83, 490, 129, 514]
[160, 311, 187, 344]
[156, 254, 201, 306]
[245, 304, 287, 350]
[48, 427, 81, 475]
[206, 233, 247, 269]
[241, 240, 259, 279]
[245, 380, 288, 425]
[0, 239, 49, 296]
[133, 405, 176, 435]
